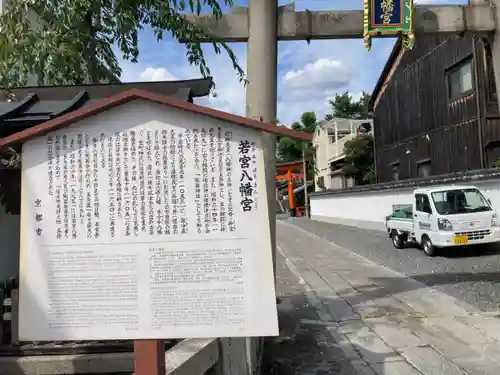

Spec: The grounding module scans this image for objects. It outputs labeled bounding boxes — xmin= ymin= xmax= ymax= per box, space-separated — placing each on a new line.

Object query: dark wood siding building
xmin=370 ymin=33 xmax=500 ymax=183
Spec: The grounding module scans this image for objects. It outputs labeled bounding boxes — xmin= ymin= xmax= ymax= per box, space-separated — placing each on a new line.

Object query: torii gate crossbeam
xmin=182 ymin=3 xmax=496 ymax=42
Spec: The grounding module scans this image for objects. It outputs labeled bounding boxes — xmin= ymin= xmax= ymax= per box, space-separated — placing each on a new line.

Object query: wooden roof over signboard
xmin=0 ymin=78 xmax=213 ymax=138
xmin=1 ymin=77 xmax=213 ymax=102
xmin=0 ymin=88 xmax=313 ymax=149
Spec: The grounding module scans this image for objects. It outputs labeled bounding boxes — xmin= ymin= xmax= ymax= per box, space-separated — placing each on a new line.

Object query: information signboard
xmin=18 ymin=101 xmax=279 ymax=341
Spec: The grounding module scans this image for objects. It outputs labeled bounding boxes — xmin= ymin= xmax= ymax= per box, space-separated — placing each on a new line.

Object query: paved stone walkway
xmin=262 ymin=250 xmax=360 ymax=375
xmin=269 ymin=219 xmax=500 ymax=375
xmin=287 ymin=216 xmax=500 ymax=312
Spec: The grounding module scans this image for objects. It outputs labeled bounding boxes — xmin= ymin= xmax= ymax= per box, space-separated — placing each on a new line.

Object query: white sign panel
xmin=19 ymin=102 xmax=278 ymax=341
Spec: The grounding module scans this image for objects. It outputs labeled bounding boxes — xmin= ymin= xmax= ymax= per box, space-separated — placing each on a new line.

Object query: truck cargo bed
xmin=386 ymin=217 xmax=414 ymax=232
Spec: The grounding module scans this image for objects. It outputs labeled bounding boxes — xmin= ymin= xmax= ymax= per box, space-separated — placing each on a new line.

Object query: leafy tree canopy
xmin=277 ymin=111 xmax=317 ymax=162
xmin=276 ymin=111 xmax=317 ymax=180
xmin=325 ymin=91 xmax=371 ymax=120
xmin=342 ymin=134 xmax=375 ymax=185
xmin=0 ymin=1 xmax=247 ymax=213
xmin=0 ymin=0 xmax=245 ymax=88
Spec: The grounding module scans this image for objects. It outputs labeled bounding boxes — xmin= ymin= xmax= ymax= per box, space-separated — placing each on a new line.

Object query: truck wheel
xmin=422 ymin=236 xmax=437 ymax=257
xmin=391 ymin=232 xmax=405 ymax=249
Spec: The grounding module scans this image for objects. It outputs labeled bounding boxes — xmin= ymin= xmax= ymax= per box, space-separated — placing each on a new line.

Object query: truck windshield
xmin=431 ymin=188 xmax=491 ymax=215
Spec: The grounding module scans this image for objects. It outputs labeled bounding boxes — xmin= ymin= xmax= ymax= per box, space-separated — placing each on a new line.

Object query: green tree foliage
xmin=325 ymin=91 xmax=371 ymax=120
xmin=0 ymin=0 xmax=245 ymax=87
xmin=342 ymin=134 xmax=375 ymax=185
xmin=0 ymin=0 xmax=246 ymax=166
xmin=277 ymin=111 xmax=317 ymax=178
xmin=323 ymin=91 xmax=375 ymax=185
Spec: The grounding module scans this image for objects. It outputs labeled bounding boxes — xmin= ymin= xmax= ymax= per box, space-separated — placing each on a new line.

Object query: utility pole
xmin=302 ymin=143 xmax=309 ymax=218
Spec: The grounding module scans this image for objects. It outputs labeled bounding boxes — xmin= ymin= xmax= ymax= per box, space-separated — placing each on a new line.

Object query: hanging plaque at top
xmin=364 ymin=0 xmax=415 ymax=50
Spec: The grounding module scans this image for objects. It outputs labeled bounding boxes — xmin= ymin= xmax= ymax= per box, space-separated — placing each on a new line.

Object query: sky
xmin=119 ymin=0 xmax=467 ymax=125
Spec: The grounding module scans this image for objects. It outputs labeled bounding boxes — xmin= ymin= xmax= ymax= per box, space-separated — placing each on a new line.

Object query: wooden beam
xmin=134 ymin=340 xmax=165 ymax=375
xmin=182 ymin=3 xmax=496 ymax=42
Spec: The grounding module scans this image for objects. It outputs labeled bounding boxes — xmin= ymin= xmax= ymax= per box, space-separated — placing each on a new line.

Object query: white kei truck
xmin=384 ymin=185 xmax=500 ymax=256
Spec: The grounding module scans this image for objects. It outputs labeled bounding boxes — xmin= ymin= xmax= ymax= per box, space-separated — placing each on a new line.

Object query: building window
xmin=417 ymin=161 xmax=431 ymax=178
xmin=338 ymin=130 xmax=351 ymax=139
xmin=391 ymin=163 xmax=400 ymax=181
xmin=448 ymin=59 xmax=473 ymax=99
xmin=327 ymin=129 xmax=335 ymax=143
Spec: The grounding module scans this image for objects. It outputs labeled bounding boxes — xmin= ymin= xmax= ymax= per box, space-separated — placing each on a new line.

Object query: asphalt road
xmin=284 ymin=218 xmax=500 ymax=312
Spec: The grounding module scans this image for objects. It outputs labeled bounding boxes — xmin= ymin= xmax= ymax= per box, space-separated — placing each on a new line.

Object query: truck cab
xmin=412 ymin=185 xmax=500 ymax=255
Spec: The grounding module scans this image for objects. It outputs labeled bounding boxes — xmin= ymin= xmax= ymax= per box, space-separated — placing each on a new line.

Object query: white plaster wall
xmin=0 ymin=203 xmax=20 ymax=282
xmin=475 ymin=179 xmax=500 ymax=212
xmin=330 ymin=175 xmax=341 ymax=189
xmin=310 ymin=187 xmax=414 ymax=226
xmin=314 ymin=129 xmax=330 ymax=191
xmin=310 ymin=177 xmax=500 ymax=230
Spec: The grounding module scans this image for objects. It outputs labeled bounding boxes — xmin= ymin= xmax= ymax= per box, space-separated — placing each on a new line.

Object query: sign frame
xmin=363 ymin=0 xmax=415 ymax=51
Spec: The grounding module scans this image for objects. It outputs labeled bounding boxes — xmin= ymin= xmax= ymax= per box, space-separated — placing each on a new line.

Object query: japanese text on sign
xmin=30 ymin=127 xmax=261 ymax=244
xmin=380 ymin=0 xmax=395 ymax=24
xmin=238 ymin=140 xmax=255 ymax=212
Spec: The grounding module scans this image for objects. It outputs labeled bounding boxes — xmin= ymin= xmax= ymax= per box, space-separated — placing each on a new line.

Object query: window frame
xmin=446 ymin=57 xmax=474 ymax=101
xmin=417 ymin=159 xmax=431 ymax=178
xmin=390 ymin=161 xmax=400 ymax=181
xmin=415 ymin=193 xmax=433 ymax=214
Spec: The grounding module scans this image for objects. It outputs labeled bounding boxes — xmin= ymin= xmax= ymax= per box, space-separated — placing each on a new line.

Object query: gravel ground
xmin=284 ymin=218 xmax=500 ymax=312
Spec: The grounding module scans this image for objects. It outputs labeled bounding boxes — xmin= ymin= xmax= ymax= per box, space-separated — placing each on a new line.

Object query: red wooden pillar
xmin=134 ymin=340 xmax=165 ymax=375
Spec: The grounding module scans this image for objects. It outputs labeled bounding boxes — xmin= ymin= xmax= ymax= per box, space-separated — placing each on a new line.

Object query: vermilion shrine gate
xmin=276 ymin=160 xmax=306 ymax=217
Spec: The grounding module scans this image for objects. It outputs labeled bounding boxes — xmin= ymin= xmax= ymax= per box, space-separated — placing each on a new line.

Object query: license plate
xmin=454 ymin=235 xmax=469 ymax=245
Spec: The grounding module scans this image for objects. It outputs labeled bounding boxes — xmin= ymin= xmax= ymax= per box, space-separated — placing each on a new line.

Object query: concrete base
xmin=0 ymin=338 xmax=221 ymax=375
xmin=0 ymin=352 xmax=135 ymax=375
xmin=310 ymin=214 xmax=386 ymax=232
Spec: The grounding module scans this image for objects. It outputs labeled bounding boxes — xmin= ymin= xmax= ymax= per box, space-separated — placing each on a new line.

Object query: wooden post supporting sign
xmin=134 ymin=340 xmax=165 ymax=375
